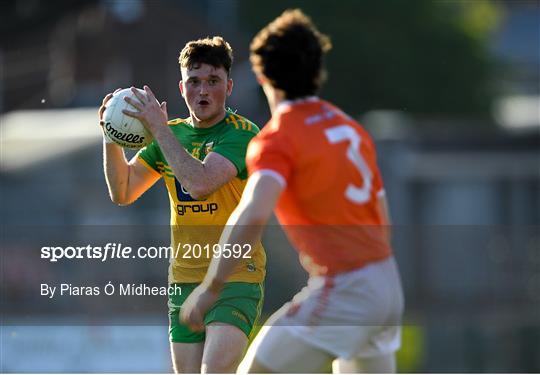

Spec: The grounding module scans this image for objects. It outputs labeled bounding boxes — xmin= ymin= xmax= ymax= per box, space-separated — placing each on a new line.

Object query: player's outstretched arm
xmin=209 ymin=172 xmax=284 ymax=282
xmin=180 ymin=172 xmax=284 ymax=331
xmin=122 ymin=85 xmax=237 ymax=200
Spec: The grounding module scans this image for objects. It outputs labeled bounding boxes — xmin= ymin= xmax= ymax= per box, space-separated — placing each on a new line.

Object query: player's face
xmin=180 ymin=63 xmax=233 ymax=127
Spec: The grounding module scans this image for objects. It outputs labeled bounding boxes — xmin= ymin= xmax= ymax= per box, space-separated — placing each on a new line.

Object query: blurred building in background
xmin=1 ymin=0 xmax=539 ymax=372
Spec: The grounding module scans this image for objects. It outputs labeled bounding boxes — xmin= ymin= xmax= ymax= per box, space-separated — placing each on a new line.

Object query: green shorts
xmin=168 ymin=282 xmax=264 ymax=343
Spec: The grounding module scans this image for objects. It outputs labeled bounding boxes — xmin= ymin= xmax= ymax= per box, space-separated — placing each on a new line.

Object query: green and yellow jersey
xmin=137 ymin=110 xmax=266 ymax=284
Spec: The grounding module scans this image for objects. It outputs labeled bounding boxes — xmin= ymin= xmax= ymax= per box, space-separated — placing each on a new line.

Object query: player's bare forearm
xmin=204 ymin=206 xmax=267 ymax=290
xmin=179 ymin=200 xmax=266 ymax=332
xmin=180 ymin=173 xmax=282 ymax=331
xmin=203 ymin=173 xmax=284 ymax=289
xmin=103 ymin=141 xmax=130 ymax=204
xmin=150 ymin=125 xmax=217 ymax=199
xmin=102 ymin=142 xmax=159 ymax=205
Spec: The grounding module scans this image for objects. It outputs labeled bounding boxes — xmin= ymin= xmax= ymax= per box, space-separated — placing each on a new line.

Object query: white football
xmin=102 ymin=88 xmax=153 ymax=149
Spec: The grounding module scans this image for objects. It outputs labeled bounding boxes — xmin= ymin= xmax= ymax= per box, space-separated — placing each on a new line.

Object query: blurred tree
xmin=238 ymin=0 xmax=501 ymax=116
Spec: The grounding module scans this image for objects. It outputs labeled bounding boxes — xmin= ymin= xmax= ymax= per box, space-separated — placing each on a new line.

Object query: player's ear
xmin=178 ymin=81 xmax=185 ymax=98
xmin=226 ymin=78 xmax=233 ymax=97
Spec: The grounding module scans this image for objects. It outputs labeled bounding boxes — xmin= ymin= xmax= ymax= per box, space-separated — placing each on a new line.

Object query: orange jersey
xmin=246 ymin=98 xmax=391 ymax=276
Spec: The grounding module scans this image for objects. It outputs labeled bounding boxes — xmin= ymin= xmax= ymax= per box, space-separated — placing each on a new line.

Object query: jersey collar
xmin=275 ymin=96 xmax=319 ymax=114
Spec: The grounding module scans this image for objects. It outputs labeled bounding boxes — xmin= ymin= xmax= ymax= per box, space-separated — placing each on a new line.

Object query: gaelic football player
xmin=99 ymin=37 xmax=265 ymax=373
xmin=181 ymin=10 xmax=404 ymax=373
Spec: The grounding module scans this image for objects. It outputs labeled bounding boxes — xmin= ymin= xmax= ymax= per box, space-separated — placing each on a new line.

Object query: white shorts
xmin=245 ymin=257 xmax=404 ymax=372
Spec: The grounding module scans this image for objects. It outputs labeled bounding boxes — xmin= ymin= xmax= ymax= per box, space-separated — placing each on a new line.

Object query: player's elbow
xmin=110 ymin=195 xmax=130 ymax=206
xmin=188 ymin=191 xmax=206 ymax=201
xmin=188 ymin=185 xmax=212 ymax=201
xmin=109 ymin=191 xmax=134 ymax=206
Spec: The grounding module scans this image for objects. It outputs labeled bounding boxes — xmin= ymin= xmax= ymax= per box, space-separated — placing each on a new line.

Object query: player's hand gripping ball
xmin=102 ymin=88 xmax=153 ymax=149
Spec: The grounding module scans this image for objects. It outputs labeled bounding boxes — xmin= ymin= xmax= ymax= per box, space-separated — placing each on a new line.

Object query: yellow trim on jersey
xmin=226 ymin=116 xmax=240 ymax=129
xmin=137 ymin=156 xmax=162 ymax=177
xmin=226 ymin=113 xmax=258 ymax=133
xmin=167 ymin=118 xmax=186 ymax=126
xmin=156 ymin=161 xmax=175 ymax=177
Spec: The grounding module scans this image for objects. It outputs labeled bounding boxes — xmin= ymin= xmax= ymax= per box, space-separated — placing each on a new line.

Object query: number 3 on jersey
xmin=325 ymin=125 xmax=372 ymax=204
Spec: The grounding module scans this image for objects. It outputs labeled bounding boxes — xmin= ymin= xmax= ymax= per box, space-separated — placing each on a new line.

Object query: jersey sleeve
xmin=246 ymin=128 xmax=295 ymax=184
xmin=136 ymin=140 xmax=162 ymax=174
xmin=212 ymin=128 xmax=259 ymax=178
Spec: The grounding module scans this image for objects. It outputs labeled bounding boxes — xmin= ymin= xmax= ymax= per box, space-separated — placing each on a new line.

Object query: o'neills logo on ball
xmin=104 ymin=122 xmax=145 ymax=144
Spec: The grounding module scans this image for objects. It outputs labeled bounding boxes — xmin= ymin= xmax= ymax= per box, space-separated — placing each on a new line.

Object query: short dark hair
xmin=179 ymin=36 xmax=234 ymax=76
xmin=250 ymin=9 xmax=332 ymax=99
